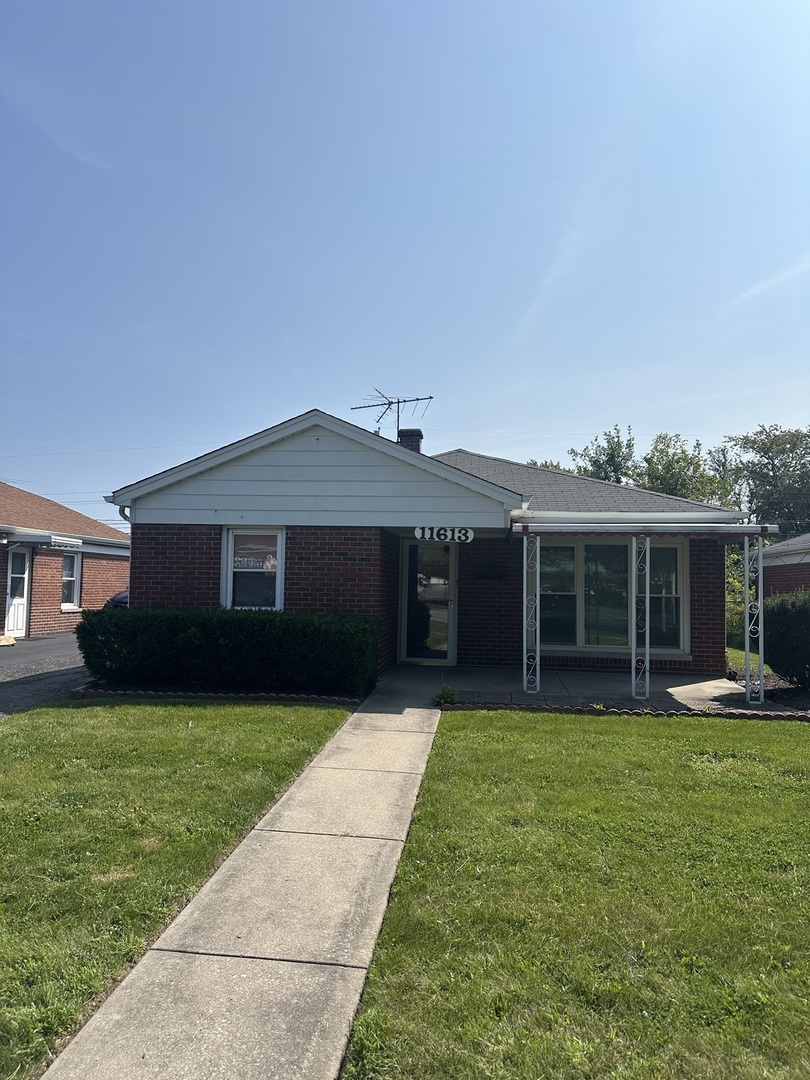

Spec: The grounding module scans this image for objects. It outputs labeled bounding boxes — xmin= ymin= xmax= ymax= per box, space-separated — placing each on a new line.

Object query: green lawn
xmin=344 ymin=711 xmax=810 ymax=1080
xmin=726 ymin=647 xmax=773 ymax=676
xmin=0 ymin=700 xmax=347 ymax=1080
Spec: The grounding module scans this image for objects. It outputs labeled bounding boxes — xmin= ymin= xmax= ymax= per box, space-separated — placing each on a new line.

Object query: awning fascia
xmin=513 ymin=523 xmax=778 ymax=537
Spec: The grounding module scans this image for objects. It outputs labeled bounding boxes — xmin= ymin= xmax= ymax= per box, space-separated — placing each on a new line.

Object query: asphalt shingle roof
xmin=433 ymin=450 xmax=728 ymax=515
xmin=762 ymin=532 xmax=810 ymax=556
xmin=0 ymin=482 xmax=129 ymax=543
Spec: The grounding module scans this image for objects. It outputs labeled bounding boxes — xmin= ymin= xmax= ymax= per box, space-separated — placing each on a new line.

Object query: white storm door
xmin=5 ymin=547 xmax=30 ymax=637
xmin=401 ymin=540 xmax=457 ymax=664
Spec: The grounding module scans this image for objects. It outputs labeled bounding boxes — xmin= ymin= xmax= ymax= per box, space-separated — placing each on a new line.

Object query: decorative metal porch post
xmin=523 ymin=533 xmax=539 ymax=692
xmin=631 ymin=535 xmax=650 ymax=699
xmin=743 ymin=535 xmax=765 ymax=705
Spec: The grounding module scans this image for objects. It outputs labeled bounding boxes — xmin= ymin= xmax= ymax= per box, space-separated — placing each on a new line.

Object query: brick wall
xmin=764 ymin=564 xmax=810 ymax=596
xmin=456 ymin=536 xmax=523 ymax=666
xmin=128 ymin=523 xmax=400 ymax=671
xmin=26 ymin=549 xmax=129 ymax=637
xmin=122 ymin=526 xmax=730 ymax=676
xmin=455 ymin=535 xmax=728 ymax=676
xmin=285 ymin=526 xmax=400 ymax=671
xmin=687 ymin=538 xmax=727 ymax=676
xmin=129 ymin=524 xmax=221 ymax=607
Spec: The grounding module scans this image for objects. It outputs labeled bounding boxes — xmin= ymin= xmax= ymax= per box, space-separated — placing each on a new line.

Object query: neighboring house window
xmin=224 ymin=530 xmax=284 ymax=609
xmin=61 ymin=553 xmax=81 ymax=609
xmin=539 ymin=541 xmax=685 ymax=651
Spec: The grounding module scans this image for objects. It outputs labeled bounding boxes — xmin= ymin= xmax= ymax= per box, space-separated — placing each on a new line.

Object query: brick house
xmin=763 ymin=533 xmax=810 ymax=596
xmin=1 ymin=482 xmax=130 ymax=638
xmin=108 ymin=409 xmax=773 ymax=692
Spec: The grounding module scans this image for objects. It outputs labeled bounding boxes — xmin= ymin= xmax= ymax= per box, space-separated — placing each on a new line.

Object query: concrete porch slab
xmin=40 ymin=950 xmax=366 ymax=1080
xmin=154 ymin=830 xmax=402 ymax=968
xmin=375 ymin=665 xmax=756 ymax=713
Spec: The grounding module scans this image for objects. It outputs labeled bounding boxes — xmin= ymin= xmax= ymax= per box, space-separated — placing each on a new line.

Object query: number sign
xmin=414 ymin=527 xmax=475 ymax=542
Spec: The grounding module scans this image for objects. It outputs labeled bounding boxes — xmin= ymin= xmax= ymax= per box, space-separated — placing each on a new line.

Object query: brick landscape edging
xmin=441 ymin=702 xmax=810 ymax=721
xmin=70 ymin=685 xmax=361 ymax=708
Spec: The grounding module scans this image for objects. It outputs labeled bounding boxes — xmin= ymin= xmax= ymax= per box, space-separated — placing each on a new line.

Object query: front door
xmin=5 ymin=547 xmax=30 ymax=637
xmin=401 ymin=540 xmax=457 ymax=664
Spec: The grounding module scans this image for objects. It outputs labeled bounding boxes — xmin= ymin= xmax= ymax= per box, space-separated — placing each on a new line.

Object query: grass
xmin=343 ymin=711 xmax=810 ymax=1079
xmin=726 ymin=647 xmax=772 ymax=676
xmin=0 ymin=700 xmax=347 ymax=1080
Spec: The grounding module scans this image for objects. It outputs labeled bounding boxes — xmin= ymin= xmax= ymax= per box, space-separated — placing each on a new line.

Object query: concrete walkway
xmin=42 ymin=680 xmax=440 ymax=1080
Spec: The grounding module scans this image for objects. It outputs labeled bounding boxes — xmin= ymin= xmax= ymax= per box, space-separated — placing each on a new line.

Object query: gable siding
xmin=130 ymin=428 xmax=513 ymax=529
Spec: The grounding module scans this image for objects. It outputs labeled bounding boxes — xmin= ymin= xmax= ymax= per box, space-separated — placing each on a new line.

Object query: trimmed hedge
xmin=76 ymin=607 xmax=380 ymax=697
xmin=764 ymin=590 xmax=810 ymax=690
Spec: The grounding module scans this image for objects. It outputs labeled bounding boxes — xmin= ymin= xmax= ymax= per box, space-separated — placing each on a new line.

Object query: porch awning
xmin=513 ymin=522 xmax=778 ymax=537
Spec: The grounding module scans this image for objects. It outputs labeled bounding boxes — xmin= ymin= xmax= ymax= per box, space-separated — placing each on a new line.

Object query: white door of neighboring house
xmin=5 ymin=547 xmax=30 ymax=637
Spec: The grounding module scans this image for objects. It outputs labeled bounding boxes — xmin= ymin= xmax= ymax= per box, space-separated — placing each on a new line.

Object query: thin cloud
xmin=505 ymin=228 xmax=586 ymax=350
xmin=0 ymin=64 xmax=118 ymax=171
xmin=724 ymin=252 xmax=810 ymax=310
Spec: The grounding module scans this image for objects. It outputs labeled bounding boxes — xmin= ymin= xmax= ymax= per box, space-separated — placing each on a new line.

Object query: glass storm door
xmin=402 ymin=541 xmax=456 ymax=664
xmin=5 ymin=547 xmax=30 ymax=637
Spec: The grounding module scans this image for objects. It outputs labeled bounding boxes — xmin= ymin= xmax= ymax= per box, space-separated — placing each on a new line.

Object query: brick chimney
xmin=397 ymin=428 xmax=423 ymax=453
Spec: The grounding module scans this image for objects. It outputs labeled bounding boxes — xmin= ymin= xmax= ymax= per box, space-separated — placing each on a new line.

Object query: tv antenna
xmin=351 ymin=390 xmax=433 ymax=431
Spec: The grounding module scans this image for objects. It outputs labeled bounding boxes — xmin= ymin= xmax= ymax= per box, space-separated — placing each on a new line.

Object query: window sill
xmin=540 ymin=646 xmax=691 ymax=659
xmin=61 ymin=604 xmax=81 ymax=612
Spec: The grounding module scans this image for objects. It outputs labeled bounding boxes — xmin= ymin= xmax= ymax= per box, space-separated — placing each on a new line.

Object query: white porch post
xmin=743 ymin=535 xmax=765 ymax=705
xmin=631 ymin=535 xmax=650 ymax=700
xmin=523 ymin=533 xmax=539 ymax=692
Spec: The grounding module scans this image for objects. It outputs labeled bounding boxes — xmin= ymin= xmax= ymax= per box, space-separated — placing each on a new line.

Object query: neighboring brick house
xmin=108 ymin=409 xmax=774 ymax=691
xmin=763 ymin=533 xmax=810 ymax=596
xmin=1 ymin=482 xmax=130 ymax=638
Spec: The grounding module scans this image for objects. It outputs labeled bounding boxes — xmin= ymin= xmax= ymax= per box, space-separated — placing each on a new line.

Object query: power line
xmin=2 ymin=441 xmax=213 ymax=460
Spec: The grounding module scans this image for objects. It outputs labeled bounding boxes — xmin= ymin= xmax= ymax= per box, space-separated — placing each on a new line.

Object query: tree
xmin=527 ymin=458 xmax=571 ymax=471
xmin=568 ymin=425 xmax=635 ymax=484
xmin=724 ymin=425 xmax=810 ymax=538
xmin=634 ymin=433 xmax=729 ymax=503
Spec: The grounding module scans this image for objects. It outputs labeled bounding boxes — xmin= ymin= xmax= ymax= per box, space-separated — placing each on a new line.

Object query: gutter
xmin=512 ymin=523 xmax=778 ymax=537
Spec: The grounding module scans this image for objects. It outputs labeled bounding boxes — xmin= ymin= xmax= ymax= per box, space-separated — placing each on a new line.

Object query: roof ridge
xmin=0 ymin=481 xmax=129 ymax=542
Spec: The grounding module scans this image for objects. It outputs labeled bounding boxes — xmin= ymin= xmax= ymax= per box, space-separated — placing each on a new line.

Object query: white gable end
xmin=129 ymin=424 xmax=516 ymax=528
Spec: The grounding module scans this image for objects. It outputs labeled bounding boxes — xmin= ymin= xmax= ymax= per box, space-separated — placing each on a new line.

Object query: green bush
xmin=76 ymin=607 xmax=379 ymax=697
xmin=763 ymin=591 xmax=810 ymax=689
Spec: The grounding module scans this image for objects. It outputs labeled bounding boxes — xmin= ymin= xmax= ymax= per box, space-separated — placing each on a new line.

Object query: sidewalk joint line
xmin=343 ymin=725 xmax=437 ymax=734
xmin=308 ymin=764 xmax=426 ymax=776
xmin=253 ymin=826 xmax=405 ymax=842
xmin=149 ymin=946 xmax=368 ymax=972
xmin=309 ymin=764 xmax=424 ymax=775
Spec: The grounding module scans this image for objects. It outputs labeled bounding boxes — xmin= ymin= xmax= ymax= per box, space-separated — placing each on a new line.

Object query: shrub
xmin=763 ymin=591 xmax=810 ymax=689
xmin=431 ymin=684 xmax=458 ymax=707
xmin=76 ymin=607 xmax=379 ymax=697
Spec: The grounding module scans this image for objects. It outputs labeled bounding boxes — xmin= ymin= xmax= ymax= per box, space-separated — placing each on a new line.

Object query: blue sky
xmin=2 ymin=0 xmax=808 ymax=529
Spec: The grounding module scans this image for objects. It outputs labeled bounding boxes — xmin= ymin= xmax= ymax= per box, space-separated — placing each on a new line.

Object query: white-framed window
xmin=538 ymin=540 xmax=687 ymax=652
xmin=61 ymin=553 xmax=82 ymax=609
xmin=223 ymin=529 xmax=285 ymax=610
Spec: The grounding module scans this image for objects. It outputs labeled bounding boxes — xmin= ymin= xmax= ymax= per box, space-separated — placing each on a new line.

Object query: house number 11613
xmin=414 ymin=526 xmax=475 ymax=542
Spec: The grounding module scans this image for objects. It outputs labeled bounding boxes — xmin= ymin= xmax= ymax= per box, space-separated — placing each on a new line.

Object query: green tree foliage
xmin=724 ymin=425 xmax=810 ymax=538
xmin=527 ymin=458 xmax=571 ymax=471
xmin=568 ymin=425 xmax=636 ymax=484
xmin=634 ymin=433 xmax=726 ymax=502
xmin=566 ymin=427 xmax=727 ymax=502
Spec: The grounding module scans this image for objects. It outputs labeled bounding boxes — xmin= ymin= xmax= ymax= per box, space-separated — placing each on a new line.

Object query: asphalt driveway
xmin=0 ymin=633 xmax=87 ymax=717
